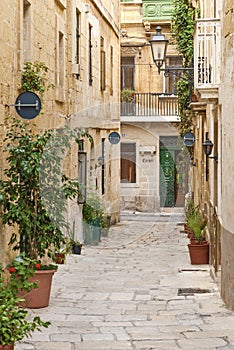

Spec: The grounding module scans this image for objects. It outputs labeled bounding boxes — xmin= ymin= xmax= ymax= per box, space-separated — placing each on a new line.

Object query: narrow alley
xmin=15 ymin=212 xmax=234 ymax=350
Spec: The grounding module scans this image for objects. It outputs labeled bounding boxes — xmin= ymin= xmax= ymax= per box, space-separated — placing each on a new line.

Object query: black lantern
xmin=149 ymin=26 xmax=194 ymax=98
xmin=202 ymin=139 xmax=214 ymax=156
xmin=149 ymin=26 xmax=168 ymax=73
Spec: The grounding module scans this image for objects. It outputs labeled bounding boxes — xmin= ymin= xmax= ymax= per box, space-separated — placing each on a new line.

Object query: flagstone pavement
xmin=15 ymin=211 xmax=234 ymax=350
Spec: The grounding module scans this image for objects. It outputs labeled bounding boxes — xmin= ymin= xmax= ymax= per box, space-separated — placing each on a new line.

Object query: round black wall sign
xmin=15 ymin=91 xmax=41 ymax=119
xmin=183 ymin=132 xmax=195 ymax=147
xmin=108 ymin=132 xmax=121 ymax=144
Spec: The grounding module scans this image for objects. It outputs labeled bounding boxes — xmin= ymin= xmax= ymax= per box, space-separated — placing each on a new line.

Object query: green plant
xmin=0 ymin=116 xmax=92 ymax=264
xmin=100 ymin=215 xmax=111 ymax=230
xmin=187 ymin=208 xmax=207 ymax=243
xmin=68 ymin=239 xmax=82 ymax=247
xmin=185 ymin=198 xmax=197 ymax=221
xmin=67 ymin=239 xmax=82 ymax=253
xmin=171 ymin=0 xmax=196 ymax=136
xmin=21 ymin=61 xmax=54 ymax=97
xmin=120 ymin=89 xmax=135 ymax=102
xmin=82 ymin=192 xmax=105 ymax=226
xmin=0 ymin=261 xmax=49 ymax=346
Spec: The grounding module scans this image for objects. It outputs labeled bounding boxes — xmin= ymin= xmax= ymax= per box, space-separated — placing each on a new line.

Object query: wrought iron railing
xmin=121 ymin=93 xmax=179 ymax=116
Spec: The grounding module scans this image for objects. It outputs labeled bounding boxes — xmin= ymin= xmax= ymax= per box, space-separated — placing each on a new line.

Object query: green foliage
xmin=67 ymin=239 xmax=82 ymax=254
xmin=0 ymin=261 xmax=49 ymax=346
xmin=82 ymin=192 xmax=106 ymax=228
xmin=187 ymin=207 xmax=207 ymax=243
xmin=21 ymin=61 xmax=54 ymax=96
xmin=120 ymin=89 xmax=135 ymax=102
xmin=185 ymin=198 xmax=197 ymax=221
xmin=171 ymin=0 xmax=196 ymax=136
xmin=0 ymin=116 xmax=92 ymax=262
xmin=171 ymin=0 xmax=195 ymax=66
xmin=6 ymin=257 xmax=37 ymax=295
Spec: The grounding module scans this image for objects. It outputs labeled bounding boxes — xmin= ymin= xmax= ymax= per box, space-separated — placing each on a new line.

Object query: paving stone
xmin=133 ymin=339 xmax=180 ymax=349
xmin=177 ymin=337 xmax=228 ymax=348
xmin=14 ymin=213 xmax=234 ymax=350
xmin=74 ymin=340 xmax=133 ymax=349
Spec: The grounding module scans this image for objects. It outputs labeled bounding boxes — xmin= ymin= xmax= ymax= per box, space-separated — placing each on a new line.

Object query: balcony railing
xmin=194 ymin=19 xmax=221 ymax=87
xmin=121 ymin=93 xmax=179 ymax=117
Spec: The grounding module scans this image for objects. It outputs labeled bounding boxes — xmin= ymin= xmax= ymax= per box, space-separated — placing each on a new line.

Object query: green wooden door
xmin=160 ymin=149 xmax=175 ymax=207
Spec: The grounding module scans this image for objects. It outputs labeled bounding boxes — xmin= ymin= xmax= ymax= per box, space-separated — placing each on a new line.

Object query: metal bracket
xmin=10 ymin=100 xmax=39 ymax=111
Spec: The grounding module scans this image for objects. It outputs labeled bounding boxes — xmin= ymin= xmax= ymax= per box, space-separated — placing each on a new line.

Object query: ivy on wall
xmin=171 ymin=0 xmax=196 ymax=136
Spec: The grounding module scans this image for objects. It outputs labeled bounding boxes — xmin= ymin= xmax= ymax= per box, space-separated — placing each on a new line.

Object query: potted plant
xmin=0 ymin=116 xmax=92 ymax=307
xmin=120 ymin=88 xmax=136 ymax=116
xmin=100 ymin=214 xmax=111 ymax=237
xmin=0 ymin=261 xmax=49 ymax=349
xmin=68 ymin=239 xmax=83 ymax=255
xmin=184 ymin=197 xmax=197 ymax=235
xmin=120 ymin=88 xmax=135 ymax=102
xmin=187 ymin=208 xmax=209 ymax=264
xmin=82 ymin=192 xmax=107 ymax=245
xmin=54 ymin=247 xmax=67 ymax=264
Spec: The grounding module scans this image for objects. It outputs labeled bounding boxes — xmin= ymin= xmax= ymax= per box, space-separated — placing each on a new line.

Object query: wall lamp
xmin=149 ymin=26 xmax=194 ymax=93
xmin=202 ymin=138 xmax=218 ymax=181
xmin=202 ymin=139 xmax=218 ymax=162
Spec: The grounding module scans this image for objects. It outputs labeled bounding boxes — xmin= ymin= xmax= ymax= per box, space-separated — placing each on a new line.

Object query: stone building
xmin=120 ymin=0 xmax=188 ymax=211
xmin=191 ymin=0 xmax=234 ymax=309
xmin=220 ymin=0 xmax=234 ymax=309
xmin=120 ymin=0 xmax=234 ymax=310
xmin=0 ymin=0 xmax=120 ymax=264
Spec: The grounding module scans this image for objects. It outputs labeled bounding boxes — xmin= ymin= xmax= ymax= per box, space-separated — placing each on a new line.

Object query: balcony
xmin=194 ymin=18 xmax=221 ymax=101
xmin=120 ymin=92 xmax=179 ymax=122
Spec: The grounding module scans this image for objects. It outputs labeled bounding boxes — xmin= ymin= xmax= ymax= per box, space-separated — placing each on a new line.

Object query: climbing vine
xmin=171 ymin=0 xmax=196 ymax=137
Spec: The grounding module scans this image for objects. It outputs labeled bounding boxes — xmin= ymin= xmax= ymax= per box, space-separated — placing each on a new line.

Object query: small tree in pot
xmin=0 ymin=116 xmax=92 ymax=306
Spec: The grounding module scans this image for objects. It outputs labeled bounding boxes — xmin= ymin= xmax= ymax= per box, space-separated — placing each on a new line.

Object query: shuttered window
xmin=121 ymin=143 xmax=136 ymax=183
xmin=165 ymin=56 xmax=183 ymax=94
xmin=121 ymin=56 xmax=135 ymax=90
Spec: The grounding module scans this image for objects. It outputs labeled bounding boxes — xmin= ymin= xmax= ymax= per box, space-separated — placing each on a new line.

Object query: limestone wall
xmin=0 ymin=0 xmax=120 ymax=265
xmin=220 ymin=0 xmax=234 ymax=308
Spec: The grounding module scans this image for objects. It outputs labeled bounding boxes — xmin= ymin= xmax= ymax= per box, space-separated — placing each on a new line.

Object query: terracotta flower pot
xmin=55 ymin=253 xmax=66 ymax=264
xmin=0 ymin=345 xmax=14 ymax=350
xmin=188 ymin=242 xmax=209 ymax=265
xmin=19 ymin=269 xmax=56 ymax=308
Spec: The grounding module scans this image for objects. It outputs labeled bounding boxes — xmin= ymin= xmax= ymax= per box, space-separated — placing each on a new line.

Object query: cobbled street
xmin=15 ymin=212 xmax=234 ymax=350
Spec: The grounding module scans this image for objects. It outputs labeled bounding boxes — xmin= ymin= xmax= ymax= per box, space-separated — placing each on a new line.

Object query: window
xmin=100 ymin=37 xmax=106 ymax=91
xmin=101 ymin=138 xmax=105 ymax=194
xmin=78 ymin=151 xmax=87 ymax=204
xmin=121 ymin=56 xmax=135 ymax=90
xmin=59 ymin=31 xmax=65 ymax=89
xmin=75 ymin=10 xmax=80 ymax=65
xmin=110 ymin=46 xmax=113 ymax=95
xmin=55 ymin=13 xmax=65 ymax=101
xmin=89 ymin=25 xmax=93 ymax=86
xmin=23 ymin=0 xmax=31 ymax=61
xmin=121 ymin=143 xmax=136 ymax=183
xmin=165 ymin=56 xmax=183 ymax=94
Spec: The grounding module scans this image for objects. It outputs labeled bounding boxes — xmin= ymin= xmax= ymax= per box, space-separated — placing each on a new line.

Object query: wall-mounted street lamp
xmin=149 ymin=26 xmax=194 ymax=96
xmin=202 ymin=138 xmax=218 ymax=181
xmin=202 ymin=139 xmax=218 ymax=162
